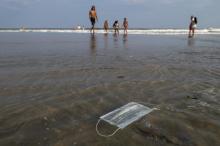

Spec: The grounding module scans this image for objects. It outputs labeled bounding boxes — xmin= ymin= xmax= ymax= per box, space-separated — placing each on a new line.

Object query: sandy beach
xmin=0 ymin=32 xmax=220 ymax=146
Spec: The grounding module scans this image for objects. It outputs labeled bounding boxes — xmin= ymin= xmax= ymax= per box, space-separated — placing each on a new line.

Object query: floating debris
xmin=96 ymin=102 xmax=155 ymax=137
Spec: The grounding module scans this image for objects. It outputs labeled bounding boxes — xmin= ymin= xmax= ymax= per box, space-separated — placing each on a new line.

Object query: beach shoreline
xmin=0 ymin=28 xmax=220 ymax=35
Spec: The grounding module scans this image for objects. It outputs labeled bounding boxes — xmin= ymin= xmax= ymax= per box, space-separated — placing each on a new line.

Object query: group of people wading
xmin=89 ymin=5 xmax=197 ymax=38
xmin=89 ymin=5 xmax=128 ymax=35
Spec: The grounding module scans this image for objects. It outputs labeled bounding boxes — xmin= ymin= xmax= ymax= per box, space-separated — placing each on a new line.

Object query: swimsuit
xmin=90 ymin=17 xmax=96 ymax=26
xmin=192 ymin=24 xmax=197 ymax=29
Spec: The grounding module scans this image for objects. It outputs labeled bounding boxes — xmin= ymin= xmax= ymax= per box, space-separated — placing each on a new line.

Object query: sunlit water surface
xmin=0 ymin=33 xmax=220 ymax=146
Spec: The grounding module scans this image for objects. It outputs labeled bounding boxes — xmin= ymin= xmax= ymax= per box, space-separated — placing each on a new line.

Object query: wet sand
xmin=0 ymin=32 xmax=220 ymax=146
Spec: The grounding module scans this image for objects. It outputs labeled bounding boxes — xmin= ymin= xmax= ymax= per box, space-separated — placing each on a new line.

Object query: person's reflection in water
xmin=90 ymin=33 xmax=97 ymax=55
xmin=187 ymin=37 xmax=195 ymax=47
xmin=123 ymin=34 xmax=128 ymax=49
xmin=104 ymin=33 xmax=108 ymax=49
xmin=113 ymin=33 xmax=119 ymax=48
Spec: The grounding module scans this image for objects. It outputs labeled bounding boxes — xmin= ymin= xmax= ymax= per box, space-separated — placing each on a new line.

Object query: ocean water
xmin=0 ymin=32 xmax=220 ymax=146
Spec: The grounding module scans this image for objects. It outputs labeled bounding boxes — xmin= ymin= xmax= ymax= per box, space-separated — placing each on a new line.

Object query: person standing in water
xmin=113 ymin=20 xmax=119 ymax=35
xmin=89 ymin=5 xmax=98 ymax=34
xmin=104 ymin=20 xmax=109 ymax=33
xmin=188 ymin=16 xmax=197 ymax=38
xmin=123 ymin=18 xmax=128 ymax=35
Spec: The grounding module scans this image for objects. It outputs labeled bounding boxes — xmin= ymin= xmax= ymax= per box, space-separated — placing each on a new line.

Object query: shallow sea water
xmin=0 ymin=32 xmax=220 ymax=146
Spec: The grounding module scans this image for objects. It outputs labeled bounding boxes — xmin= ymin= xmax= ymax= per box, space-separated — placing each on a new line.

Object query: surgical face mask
xmin=96 ymin=102 xmax=155 ymax=137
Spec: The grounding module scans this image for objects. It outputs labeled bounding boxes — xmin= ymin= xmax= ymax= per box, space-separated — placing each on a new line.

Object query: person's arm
xmin=94 ymin=11 xmax=98 ymax=21
xmin=89 ymin=11 xmax=91 ymax=18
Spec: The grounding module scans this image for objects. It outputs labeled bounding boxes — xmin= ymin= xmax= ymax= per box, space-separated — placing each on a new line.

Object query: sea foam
xmin=0 ymin=28 xmax=220 ymax=35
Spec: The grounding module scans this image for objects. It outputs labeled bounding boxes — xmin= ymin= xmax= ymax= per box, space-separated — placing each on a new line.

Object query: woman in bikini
xmin=188 ymin=16 xmax=197 ymax=38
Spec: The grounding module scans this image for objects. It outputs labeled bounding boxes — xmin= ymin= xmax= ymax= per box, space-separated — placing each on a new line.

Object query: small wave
xmin=1 ymin=28 xmax=220 ymax=35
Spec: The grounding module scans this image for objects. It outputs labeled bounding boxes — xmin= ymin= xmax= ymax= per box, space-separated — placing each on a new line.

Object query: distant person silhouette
xmin=113 ymin=20 xmax=119 ymax=35
xmin=123 ymin=18 xmax=128 ymax=35
xmin=89 ymin=5 xmax=98 ymax=34
xmin=188 ymin=16 xmax=197 ymax=38
xmin=104 ymin=20 xmax=109 ymax=33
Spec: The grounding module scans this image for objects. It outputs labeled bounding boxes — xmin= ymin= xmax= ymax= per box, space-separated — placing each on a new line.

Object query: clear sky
xmin=0 ymin=0 xmax=219 ymax=28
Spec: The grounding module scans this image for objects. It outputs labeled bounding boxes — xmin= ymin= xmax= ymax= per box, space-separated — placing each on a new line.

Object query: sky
xmin=0 ymin=0 xmax=219 ymax=28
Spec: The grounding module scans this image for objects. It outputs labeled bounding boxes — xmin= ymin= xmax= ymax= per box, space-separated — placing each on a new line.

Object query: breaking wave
xmin=1 ymin=28 xmax=220 ymax=35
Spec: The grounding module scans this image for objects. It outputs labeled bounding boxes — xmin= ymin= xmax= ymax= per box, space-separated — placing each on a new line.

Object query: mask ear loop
xmin=96 ymin=119 xmax=121 ymax=137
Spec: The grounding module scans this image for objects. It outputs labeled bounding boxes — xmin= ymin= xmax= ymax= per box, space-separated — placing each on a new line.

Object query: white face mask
xmin=96 ymin=102 xmax=157 ymax=137
xmin=100 ymin=102 xmax=154 ymax=129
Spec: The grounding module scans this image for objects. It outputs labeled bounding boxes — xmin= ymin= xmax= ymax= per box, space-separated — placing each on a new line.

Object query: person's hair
xmin=91 ymin=5 xmax=95 ymax=10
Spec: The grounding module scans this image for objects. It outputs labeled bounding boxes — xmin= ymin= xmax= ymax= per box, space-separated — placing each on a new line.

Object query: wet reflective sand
xmin=0 ymin=33 xmax=220 ymax=146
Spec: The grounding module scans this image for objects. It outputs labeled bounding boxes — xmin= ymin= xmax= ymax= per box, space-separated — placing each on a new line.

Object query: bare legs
xmin=114 ymin=29 xmax=119 ymax=35
xmin=188 ymin=28 xmax=195 ymax=38
xmin=124 ymin=28 xmax=127 ymax=35
xmin=91 ymin=24 xmax=95 ymax=34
